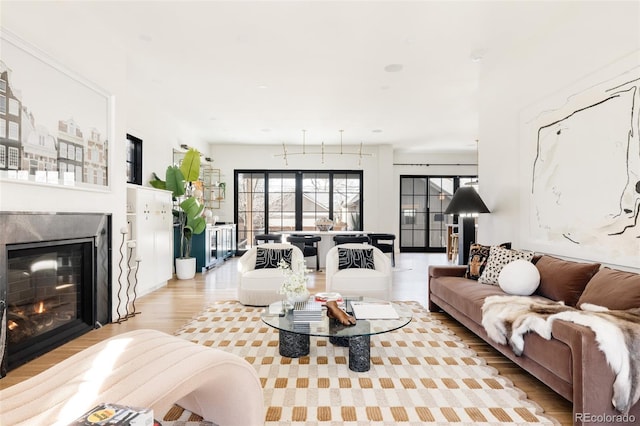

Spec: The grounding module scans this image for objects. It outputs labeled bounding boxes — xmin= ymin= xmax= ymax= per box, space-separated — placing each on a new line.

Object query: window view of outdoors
xmin=400 ymin=176 xmax=476 ymax=251
xmin=302 ymin=172 xmax=330 ymax=230
xmin=236 ymin=171 xmax=363 ymax=250
xmin=332 ymin=173 xmax=361 ymax=231
xmin=236 ymin=172 xmax=265 ymax=250
xmin=268 ymin=173 xmax=296 ymax=232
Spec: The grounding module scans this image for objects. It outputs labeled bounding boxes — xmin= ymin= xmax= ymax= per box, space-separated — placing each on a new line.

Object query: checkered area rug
xmin=161 ymin=301 xmax=558 ymax=425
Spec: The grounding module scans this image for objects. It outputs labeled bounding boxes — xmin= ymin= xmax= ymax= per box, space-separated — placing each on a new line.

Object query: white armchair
xmin=238 ymin=243 xmax=305 ymax=306
xmin=325 ymin=243 xmax=392 ymax=300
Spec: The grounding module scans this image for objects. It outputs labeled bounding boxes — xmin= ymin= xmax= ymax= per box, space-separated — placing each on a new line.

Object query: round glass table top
xmin=261 ymin=297 xmax=413 ymax=339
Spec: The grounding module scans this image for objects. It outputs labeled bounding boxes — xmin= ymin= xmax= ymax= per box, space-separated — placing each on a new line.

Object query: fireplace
xmin=0 ymin=212 xmax=111 ymax=377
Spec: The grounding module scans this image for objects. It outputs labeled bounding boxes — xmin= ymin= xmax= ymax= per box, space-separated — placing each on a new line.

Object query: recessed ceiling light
xmin=384 ymin=64 xmax=403 ymax=73
xmin=257 ymin=84 xmax=268 ymax=89
xmin=470 ymin=49 xmax=486 ymax=62
xmin=372 ymin=129 xmax=383 ymax=133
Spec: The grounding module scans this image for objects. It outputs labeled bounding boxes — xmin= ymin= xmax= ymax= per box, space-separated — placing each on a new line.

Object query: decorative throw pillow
xmin=478 ymin=246 xmax=534 ymax=285
xmin=577 ymin=267 xmax=640 ymax=310
xmin=338 ymin=248 xmax=375 ymax=270
xmin=465 ymin=242 xmax=512 ymax=280
xmin=534 ymin=255 xmax=600 ymax=306
xmin=498 ymin=259 xmax=540 ymax=295
xmin=254 ymin=247 xmax=292 ymax=269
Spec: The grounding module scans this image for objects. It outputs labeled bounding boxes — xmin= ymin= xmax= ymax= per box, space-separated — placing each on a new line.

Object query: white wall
xmin=209 ymin=143 xmax=393 ymax=230
xmin=127 ymin=90 xmax=208 ymax=187
xmin=1 ymin=2 xmax=128 ymax=319
xmin=0 ymin=2 xmax=208 ymax=317
xmin=478 ymin=2 xmax=640 ymax=270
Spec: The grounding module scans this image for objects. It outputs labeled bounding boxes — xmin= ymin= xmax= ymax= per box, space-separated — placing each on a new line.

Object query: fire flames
xmin=35 ymin=301 xmax=45 ymax=314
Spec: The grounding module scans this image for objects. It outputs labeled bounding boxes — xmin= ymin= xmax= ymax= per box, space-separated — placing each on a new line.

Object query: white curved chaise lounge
xmin=0 ymin=329 xmax=264 ymax=426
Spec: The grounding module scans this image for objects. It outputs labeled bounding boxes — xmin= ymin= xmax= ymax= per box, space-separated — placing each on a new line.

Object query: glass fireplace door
xmin=6 ymin=238 xmax=94 ymax=369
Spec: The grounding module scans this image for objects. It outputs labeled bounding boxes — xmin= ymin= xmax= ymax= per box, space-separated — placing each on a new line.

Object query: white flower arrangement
xmin=277 ymin=259 xmax=309 ymax=298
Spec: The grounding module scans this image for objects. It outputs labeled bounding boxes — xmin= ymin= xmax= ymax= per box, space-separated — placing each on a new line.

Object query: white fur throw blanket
xmin=481 ymin=295 xmax=640 ymax=413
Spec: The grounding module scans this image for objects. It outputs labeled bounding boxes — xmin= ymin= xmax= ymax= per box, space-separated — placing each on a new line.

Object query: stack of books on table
xmin=292 ymin=300 xmax=323 ymax=322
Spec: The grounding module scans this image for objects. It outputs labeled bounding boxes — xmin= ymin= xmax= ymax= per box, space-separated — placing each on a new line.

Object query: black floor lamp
xmin=444 ymin=186 xmax=490 ymax=265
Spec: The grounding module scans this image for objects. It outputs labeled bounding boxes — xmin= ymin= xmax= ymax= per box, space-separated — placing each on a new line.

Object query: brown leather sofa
xmin=428 ymin=258 xmax=640 ymax=426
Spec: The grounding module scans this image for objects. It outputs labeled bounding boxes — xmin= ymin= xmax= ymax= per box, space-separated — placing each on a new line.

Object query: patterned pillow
xmin=478 ymin=246 xmax=534 ymax=285
xmin=255 ymin=247 xmax=292 ymax=269
xmin=465 ymin=242 xmax=512 ymax=280
xmin=338 ymin=248 xmax=375 ymax=270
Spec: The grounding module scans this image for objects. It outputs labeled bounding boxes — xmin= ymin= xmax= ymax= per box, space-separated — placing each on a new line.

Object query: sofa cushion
xmin=430 ymin=276 xmax=507 ymax=323
xmin=430 ymin=277 xmax=574 ymax=384
xmin=255 ymin=247 xmax=292 ymax=269
xmin=338 ymin=247 xmax=375 ymax=270
xmin=534 ymin=255 xmax=600 ymax=306
xmin=577 ymin=267 xmax=640 ymax=310
xmin=478 ymin=246 xmax=534 ymax=285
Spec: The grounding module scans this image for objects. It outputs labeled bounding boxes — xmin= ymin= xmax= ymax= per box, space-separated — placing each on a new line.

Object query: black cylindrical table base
xmin=279 ymin=330 xmax=310 ymax=358
xmin=348 ymin=335 xmax=371 ymax=372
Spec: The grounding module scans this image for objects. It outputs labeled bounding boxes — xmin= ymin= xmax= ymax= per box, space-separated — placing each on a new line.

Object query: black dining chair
xmin=368 ymin=233 xmax=396 ymax=266
xmin=333 ymin=234 xmax=370 ymax=246
xmin=254 ymin=233 xmax=282 ymax=245
xmin=287 ymin=234 xmax=322 ymax=270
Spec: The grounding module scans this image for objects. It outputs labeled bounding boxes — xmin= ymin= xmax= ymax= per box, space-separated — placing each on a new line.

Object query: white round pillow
xmin=498 ymin=259 xmax=540 ymax=296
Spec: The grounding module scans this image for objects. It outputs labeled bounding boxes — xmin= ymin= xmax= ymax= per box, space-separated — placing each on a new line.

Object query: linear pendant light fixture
xmin=275 ymin=130 xmax=373 ymax=166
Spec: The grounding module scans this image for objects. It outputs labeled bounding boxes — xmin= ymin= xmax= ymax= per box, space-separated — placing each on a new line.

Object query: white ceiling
xmin=79 ymin=1 xmax=578 ymax=153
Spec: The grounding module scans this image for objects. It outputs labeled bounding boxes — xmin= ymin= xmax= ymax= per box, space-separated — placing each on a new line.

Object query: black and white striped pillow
xmin=338 ymin=248 xmax=375 ymax=270
xmin=255 ymin=247 xmax=293 ymax=269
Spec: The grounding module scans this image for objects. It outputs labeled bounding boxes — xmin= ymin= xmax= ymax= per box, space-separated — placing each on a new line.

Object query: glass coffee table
xmin=261 ymin=297 xmax=412 ymax=372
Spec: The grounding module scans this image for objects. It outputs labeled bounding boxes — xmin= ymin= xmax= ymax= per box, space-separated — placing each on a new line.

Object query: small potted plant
xmin=150 ymin=148 xmax=206 ymax=279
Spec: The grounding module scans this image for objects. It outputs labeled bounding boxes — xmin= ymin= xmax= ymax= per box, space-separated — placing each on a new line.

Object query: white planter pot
xmin=288 ymin=291 xmax=310 ymax=304
xmin=175 ymin=257 xmax=196 ymax=280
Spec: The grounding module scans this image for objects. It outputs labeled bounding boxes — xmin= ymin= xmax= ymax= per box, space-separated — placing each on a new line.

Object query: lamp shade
xmin=444 ymin=186 xmax=490 ymax=215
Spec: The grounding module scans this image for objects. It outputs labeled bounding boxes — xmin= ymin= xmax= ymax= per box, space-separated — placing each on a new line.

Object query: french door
xmin=235 ymin=170 xmax=363 ymax=250
xmin=399 ymin=175 xmax=475 ymax=252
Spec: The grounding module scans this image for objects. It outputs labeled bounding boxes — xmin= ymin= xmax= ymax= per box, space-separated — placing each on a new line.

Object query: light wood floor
xmin=0 ymin=253 xmax=573 ymax=425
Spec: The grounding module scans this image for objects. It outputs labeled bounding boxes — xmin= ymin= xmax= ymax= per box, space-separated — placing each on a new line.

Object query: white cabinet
xmin=127 ymin=185 xmax=173 ymax=296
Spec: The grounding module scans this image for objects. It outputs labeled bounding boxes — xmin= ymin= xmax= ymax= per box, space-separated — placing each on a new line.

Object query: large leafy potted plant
xmin=150 ymin=148 xmax=206 ymax=279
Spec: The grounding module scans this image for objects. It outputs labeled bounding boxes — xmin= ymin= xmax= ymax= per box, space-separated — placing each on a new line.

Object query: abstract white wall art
xmin=521 ymin=56 xmax=640 ymax=268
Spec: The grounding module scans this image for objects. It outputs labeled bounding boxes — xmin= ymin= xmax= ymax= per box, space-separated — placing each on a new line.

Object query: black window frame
xmin=399 ymin=174 xmax=476 ymax=253
xmin=234 ymin=169 xmax=364 ymax=250
xmin=126 ymin=134 xmax=143 ymax=185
